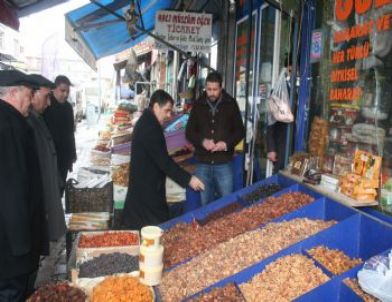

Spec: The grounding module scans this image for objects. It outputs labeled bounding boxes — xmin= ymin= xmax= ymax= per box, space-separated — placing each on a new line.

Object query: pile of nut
xmin=240 ymin=254 xmax=330 ymax=302
xmin=307 ymin=246 xmax=362 ymax=275
xmin=343 ymin=278 xmax=379 ymax=302
xmin=92 ymin=276 xmax=153 ymax=302
xmin=189 ymin=283 xmax=245 ymax=302
xmin=163 ymin=192 xmax=315 ymax=268
xmin=159 ymin=218 xmax=335 ymax=301
xmin=79 ymin=232 xmax=139 ymax=248
xmin=197 ymin=202 xmax=243 ymax=226
xmin=27 ymin=282 xmax=86 ymax=302
xmin=78 ymin=253 xmax=139 ymax=278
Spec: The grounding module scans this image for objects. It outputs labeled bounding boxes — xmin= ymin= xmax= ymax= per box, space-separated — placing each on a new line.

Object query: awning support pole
xmin=89 ymin=0 xmax=217 ymax=73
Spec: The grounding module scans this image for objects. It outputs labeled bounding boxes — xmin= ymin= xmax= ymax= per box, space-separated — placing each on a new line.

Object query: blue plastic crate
xmin=358 ymin=207 xmax=392 ymax=226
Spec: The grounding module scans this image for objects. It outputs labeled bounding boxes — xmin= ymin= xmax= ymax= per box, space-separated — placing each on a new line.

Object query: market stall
xmin=36 ymin=173 xmax=390 ymax=301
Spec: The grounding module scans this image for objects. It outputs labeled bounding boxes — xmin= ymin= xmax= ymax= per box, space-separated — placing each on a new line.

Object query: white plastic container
xmin=141 ymin=226 xmax=163 ymax=248
xmin=139 ymin=244 xmax=164 ymax=267
xmin=139 ymin=263 xmax=164 ymax=286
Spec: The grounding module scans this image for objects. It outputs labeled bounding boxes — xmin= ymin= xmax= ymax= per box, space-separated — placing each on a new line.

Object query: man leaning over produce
xmin=122 ymin=89 xmax=205 ymax=229
xmin=0 ymin=70 xmax=49 ymax=302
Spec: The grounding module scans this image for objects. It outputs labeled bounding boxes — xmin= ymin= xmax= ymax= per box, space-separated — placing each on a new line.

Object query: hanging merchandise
xmin=267 ymin=68 xmax=294 ymax=125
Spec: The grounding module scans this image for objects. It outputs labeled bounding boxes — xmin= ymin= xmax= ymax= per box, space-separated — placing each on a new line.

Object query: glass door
xmin=249 ymin=3 xmax=296 ymax=182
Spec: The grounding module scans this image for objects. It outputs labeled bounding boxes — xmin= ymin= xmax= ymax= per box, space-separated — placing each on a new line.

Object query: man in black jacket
xmin=122 ymin=90 xmax=204 ymax=229
xmin=0 ymin=70 xmax=48 ymax=302
xmin=43 ymin=75 xmax=76 ymax=195
xmin=186 ymin=72 xmax=245 ymax=205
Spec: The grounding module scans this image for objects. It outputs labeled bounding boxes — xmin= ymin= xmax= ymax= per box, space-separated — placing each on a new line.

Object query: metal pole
xmin=89 ymin=0 xmax=217 ymax=73
xmin=243 ymin=0 xmax=253 ymax=186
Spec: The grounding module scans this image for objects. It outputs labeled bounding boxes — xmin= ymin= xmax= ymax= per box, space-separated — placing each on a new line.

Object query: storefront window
xmin=308 ymin=0 xmax=392 ymax=211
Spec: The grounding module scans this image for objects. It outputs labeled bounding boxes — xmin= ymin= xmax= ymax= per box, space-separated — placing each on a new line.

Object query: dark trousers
xmin=0 ymin=274 xmax=29 ymax=302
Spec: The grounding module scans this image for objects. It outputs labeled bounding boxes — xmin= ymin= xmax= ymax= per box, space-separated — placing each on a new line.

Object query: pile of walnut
xmin=162 ymin=192 xmax=315 ymax=268
xmin=159 ymin=218 xmax=335 ymax=302
xmin=307 ymin=245 xmax=362 ymax=275
xmin=240 ymin=254 xmax=330 ymax=302
xmin=189 ymin=283 xmax=245 ymax=302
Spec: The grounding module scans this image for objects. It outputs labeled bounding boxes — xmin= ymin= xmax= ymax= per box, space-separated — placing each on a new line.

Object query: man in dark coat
xmin=43 ymin=75 xmax=76 ymax=195
xmin=186 ymin=72 xmax=245 ymax=205
xmin=122 ymin=90 xmax=204 ymax=229
xmin=27 ymin=74 xmax=66 ymax=241
xmin=0 ymin=70 xmax=49 ymax=302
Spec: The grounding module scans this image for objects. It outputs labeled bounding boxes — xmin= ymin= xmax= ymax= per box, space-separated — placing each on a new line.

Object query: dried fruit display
xmin=159 ymin=218 xmax=336 ymax=301
xmin=241 ymin=183 xmax=282 ymax=204
xmin=307 ymin=246 xmax=362 ymax=275
xmin=163 ymin=192 xmax=315 ymax=268
xmin=79 ymin=232 xmax=139 ymax=248
xmin=239 ymin=254 xmax=330 ymax=302
xmin=78 ymin=253 xmax=139 ymax=278
xmin=189 ymin=283 xmax=245 ymax=302
xmin=343 ymin=278 xmax=379 ymax=302
xmin=92 ymin=276 xmax=153 ymax=302
xmin=27 ymin=282 xmax=86 ymax=302
xmin=197 ymin=202 xmax=244 ymax=226
xmin=112 ymin=163 xmax=130 ymax=187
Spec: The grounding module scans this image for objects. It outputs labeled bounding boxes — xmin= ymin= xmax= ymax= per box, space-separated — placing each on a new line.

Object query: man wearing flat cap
xmin=27 ymin=75 xmax=66 ymax=242
xmin=43 ymin=75 xmax=76 ymax=195
xmin=0 ymin=70 xmax=49 ymax=301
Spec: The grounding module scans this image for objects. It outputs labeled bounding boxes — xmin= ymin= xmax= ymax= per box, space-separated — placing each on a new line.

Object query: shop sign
xmin=329 ymin=0 xmax=391 ymax=103
xmin=65 ymin=18 xmax=97 ymax=71
xmin=310 ymin=30 xmax=322 ymax=63
xmin=155 ymin=10 xmax=212 ymax=53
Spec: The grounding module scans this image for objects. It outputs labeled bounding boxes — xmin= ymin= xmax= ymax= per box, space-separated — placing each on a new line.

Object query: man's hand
xmin=202 ymin=139 xmax=216 ymax=151
xmin=189 ymin=176 xmax=205 ymax=191
xmin=267 ymin=151 xmax=277 ymax=162
xmin=211 ymin=141 xmax=227 ymax=152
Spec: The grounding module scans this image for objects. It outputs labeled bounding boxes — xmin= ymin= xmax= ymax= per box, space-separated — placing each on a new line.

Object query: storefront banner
xmin=154 ymin=10 xmax=212 ymax=53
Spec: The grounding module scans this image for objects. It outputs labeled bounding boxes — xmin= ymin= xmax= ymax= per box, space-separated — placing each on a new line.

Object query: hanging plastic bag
xmin=267 ymin=68 xmax=294 ymax=125
xmin=357 ymin=250 xmax=392 ymax=302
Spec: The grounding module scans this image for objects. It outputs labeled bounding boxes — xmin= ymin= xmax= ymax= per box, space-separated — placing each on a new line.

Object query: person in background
xmin=186 ymin=71 xmax=245 ymax=205
xmin=0 ymin=70 xmax=48 ymax=302
xmin=122 ymin=90 xmax=204 ymax=229
xmin=266 ymin=53 xmax=295 ymax=173
xmin=27 ymin=74 xmax=66 ymax=241
xmin=43 ymin=75 xmax=76 ymax=195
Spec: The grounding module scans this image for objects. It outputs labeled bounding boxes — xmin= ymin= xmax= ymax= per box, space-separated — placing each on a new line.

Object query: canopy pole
xmin=89 ymin=0 xmax=217 ymax=73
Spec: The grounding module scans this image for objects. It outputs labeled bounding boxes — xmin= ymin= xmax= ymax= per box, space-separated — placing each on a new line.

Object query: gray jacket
xmin=27 ymin=109 xmax=66 ymax=241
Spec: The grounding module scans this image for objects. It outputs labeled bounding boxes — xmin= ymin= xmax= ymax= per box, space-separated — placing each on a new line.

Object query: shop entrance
xmin=234 ymin=3 xmax=297 ymax=184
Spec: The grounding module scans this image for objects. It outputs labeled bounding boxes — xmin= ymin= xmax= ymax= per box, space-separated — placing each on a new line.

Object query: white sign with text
xmin=155 ymin=10 xmax=212 ymax=53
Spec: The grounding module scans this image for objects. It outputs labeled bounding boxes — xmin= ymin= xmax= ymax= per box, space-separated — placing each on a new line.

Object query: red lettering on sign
xmin=336 ymin=0 xmax=353 ymax=21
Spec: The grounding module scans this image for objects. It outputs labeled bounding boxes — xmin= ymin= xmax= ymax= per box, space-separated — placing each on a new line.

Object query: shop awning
xmin=65 ymin=0 xmax=175 ymax=70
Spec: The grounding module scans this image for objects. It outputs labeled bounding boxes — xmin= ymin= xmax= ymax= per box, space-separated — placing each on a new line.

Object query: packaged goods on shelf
xmin=309 ymin=116 xmax=328 ymax=159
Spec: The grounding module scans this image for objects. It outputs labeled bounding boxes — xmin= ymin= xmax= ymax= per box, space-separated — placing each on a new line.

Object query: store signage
xmin=335 ymin=0 xmax=391 ymax=21
xmin=330 ymin=0 xmax=391 ymax=103
xmin=155 ymin=10 xmax=212 ymax=53
xmin=65 ymin=18 xmax=97 ymax=71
